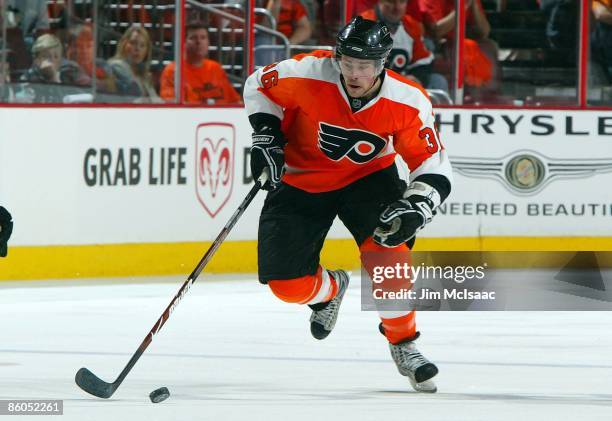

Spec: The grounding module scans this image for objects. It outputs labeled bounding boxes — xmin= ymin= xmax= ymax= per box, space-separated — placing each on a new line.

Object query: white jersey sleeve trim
xmin=409 ymin=149 xmax=454 ymax=184
xmin=243 ymin=71 xmax=284 ymax=119
xmin=243 ymin=55 xmax=338 ymax=119
xmin=275 ymin=54 xmax=337 ymax=81
xmin=382 ymin=75 xmax=453 ymax=185
xmin=382 ymin=74 xmax=432 ymax=127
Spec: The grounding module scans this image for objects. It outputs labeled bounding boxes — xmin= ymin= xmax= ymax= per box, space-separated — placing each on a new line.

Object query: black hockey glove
xmin=373 ymin=182 xmax=439 ymax=248
xmin=250 ymin=126 xmax=286 ymax=190
xmin=0 ymin=206 xmax=13 ymax=258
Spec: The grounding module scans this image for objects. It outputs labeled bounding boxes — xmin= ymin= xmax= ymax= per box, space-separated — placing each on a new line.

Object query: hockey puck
xmin=149 ymin=387 xmax=170 ymax=403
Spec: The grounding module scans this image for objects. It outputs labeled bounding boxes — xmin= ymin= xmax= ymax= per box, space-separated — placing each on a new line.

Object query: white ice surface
xmin=1 ymin=275 xmax=611 ymax=421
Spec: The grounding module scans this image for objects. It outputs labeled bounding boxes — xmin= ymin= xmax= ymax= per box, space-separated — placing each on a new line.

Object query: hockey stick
xmin=75 ymin=171 xmax=268 ymax=399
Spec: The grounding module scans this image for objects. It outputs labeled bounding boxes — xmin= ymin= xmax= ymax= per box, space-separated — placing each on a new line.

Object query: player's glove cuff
xmin=251 ymin=126 xmax=286 ymax=190
xmin=403 ymin=181 xmax=441 ymax=209
xmin=373 ymin=181 xmax=439 ymax=248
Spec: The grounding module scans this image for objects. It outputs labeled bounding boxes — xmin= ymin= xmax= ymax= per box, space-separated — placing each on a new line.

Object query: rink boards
xmin=0 ymin=107 xmax=611 ymax=280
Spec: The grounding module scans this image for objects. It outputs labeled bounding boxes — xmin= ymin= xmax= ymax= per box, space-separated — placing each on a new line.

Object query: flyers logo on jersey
xmin=318 ymin=122 xmax=387 ymax=164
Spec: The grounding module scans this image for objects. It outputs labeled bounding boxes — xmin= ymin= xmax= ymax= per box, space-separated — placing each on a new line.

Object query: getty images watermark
xmin=363 ymin=262 xmax=496 ymax=310
xmin=370 ymin=262 xmax=494 ymax=301
xmin=361 ymin=251 xmax=612 ymax=311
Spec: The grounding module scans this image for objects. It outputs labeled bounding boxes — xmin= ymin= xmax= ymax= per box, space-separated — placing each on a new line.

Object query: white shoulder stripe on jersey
xmin=274 ymin=54 xmax=338 ymax=83
xmin=381 ymin=73 xmax=433 ymax=128
xmin=243 ymin=71 xmax=284 ymax=119
xmin=243 ymin=54 xmax=338 ymax=119
xmin=380 ymin=76 xmax=451 ymax=185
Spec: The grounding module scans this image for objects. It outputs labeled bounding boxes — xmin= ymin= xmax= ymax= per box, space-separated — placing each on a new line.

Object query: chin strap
xmin=362 ymin=76 xmax=380 ymax=97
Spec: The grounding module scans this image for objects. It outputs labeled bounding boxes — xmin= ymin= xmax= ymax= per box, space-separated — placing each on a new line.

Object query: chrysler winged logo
xmin=195 ymin=123 xmax=235 ymax=217
xmin=318 ymin=122 xmax=387 ymax=164
xmin=451 ymin=150 xmax=612 ymax=195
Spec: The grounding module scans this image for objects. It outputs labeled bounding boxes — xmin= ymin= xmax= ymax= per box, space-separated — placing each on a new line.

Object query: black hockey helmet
xmin=335 ymin=16 xmax=393 ymax=61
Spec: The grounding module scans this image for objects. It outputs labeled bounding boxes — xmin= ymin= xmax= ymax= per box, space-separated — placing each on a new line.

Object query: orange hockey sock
xmin=380 ymin=311 xmax=417 ymax=344
xmin=268 ymin=266 xmax=338 ymax=305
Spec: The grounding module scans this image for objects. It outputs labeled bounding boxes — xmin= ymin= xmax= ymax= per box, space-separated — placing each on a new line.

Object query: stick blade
xmin=75 ymin=367 xmax=116 ymax=399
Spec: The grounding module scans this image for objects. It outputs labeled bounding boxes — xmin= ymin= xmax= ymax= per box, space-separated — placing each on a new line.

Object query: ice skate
xmin=308 ymin=270 xmax=350 ymax=340
xmin=389 ymin=338 xmax=438 ymax=393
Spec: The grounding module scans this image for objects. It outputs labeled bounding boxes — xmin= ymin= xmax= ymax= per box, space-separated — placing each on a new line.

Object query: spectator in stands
xmin=540 ymin=0 xmax=577 ymax=52
xmin=0 ymin=61 xmax=9 ymax=84
xmin=354 ymin=0 xmax=432 ymax=31
xmin=322 ymin=0 xmax=431 ymax=47
xmin=420 ymin=0 xmax=499 ymax=96
xmin=7 ymin=0 xmax=50 ymax=46
xmin=318 ymin=0 xmax=341 ymax=45
xmin=266 ymin=0 xmax=312 ymax=43
xmin=18 ymin=33 xmax=114 ymax=103
xmin=21 ymin=33 xmax=93 ymax=86
xmin=19 ymin=34 xmax=66 ymax=101
xmin=255 ymin=0 xmax=312 ymax=65
xmin=107 ymin=26 xmax=161 ymax=103
xmin=298 ymin=0 xmax=317 ymax=22
xmin=160 ymin=21 xmax=241 ymax=105
xmin=65 ymin=24 xmax=116 ymax=94
xmin=21 ymin=34 xmax=64 ymax=84
xmin=0 ymin=61 xmax=15 ymax=102
xmin=421 ymin=0 xmax=487 ymax=41
xmin=0 ymin=2 xmax=33 ymax=76
xmin=361 ymin=0 xmax=448 ymax=92
xmin=592 ymin=0 xmax=612 ymax=82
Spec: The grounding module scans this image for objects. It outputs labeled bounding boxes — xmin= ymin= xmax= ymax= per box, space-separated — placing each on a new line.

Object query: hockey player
xmin=244 ymin=16 xmax=452 ymax=392
xmin=0 ymin=206 xmax=13 ymax=257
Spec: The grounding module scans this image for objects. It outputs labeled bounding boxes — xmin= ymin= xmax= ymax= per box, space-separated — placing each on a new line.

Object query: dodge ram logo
xmin=195 ymin=123 xmax=235 ymax=217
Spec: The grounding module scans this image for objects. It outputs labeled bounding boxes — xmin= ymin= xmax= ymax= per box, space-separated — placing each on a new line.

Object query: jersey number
xmin=419 ymin=127 xmax=440 ymax=154
xmin=261 ymin=63 xmax=279 ymax=89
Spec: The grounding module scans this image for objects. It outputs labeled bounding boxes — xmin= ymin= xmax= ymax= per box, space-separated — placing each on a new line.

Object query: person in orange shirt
xmin=255 ymin=0 xmax=312 ymax=66
xmin=361 ymin=0 xmax=448 ymax=92
xmin=354 ymin=0 xmax=433 ymax=30
xmin=266 ymin=0 xmax=312 ymax=44
xmin=244 ymin=17 xmax=452 ymax=392
xmin=160 ymin=21 xmax=241 ymax=105
xmin=420 ymin=0 xmax=499 ymax=94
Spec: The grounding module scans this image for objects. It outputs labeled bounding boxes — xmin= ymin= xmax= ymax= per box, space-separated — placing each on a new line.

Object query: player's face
xmin=379 ymin=0 xmax=408 ymax=23
xmin=338 ymin=55 xmax=379 ymax=97
xmin=186 ymin=28 xmax=209 ymax=59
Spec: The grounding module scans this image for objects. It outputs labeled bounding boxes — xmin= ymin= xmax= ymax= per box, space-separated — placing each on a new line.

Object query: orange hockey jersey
xmin=243 ymin=50 xmax=452 ymax=193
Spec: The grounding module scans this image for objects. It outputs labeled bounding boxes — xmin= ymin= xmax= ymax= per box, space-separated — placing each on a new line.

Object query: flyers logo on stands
xmin=318 ymin=122 xmax=387 ymax=164
xmin=389 ymin=49 xmax=409 ymax=73
xmin=195 ymin=123 xmax=235 ymax=217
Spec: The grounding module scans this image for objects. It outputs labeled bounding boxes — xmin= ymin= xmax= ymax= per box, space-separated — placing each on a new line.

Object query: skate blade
xmin=409 ymin=378 xmax=437 ymax=393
